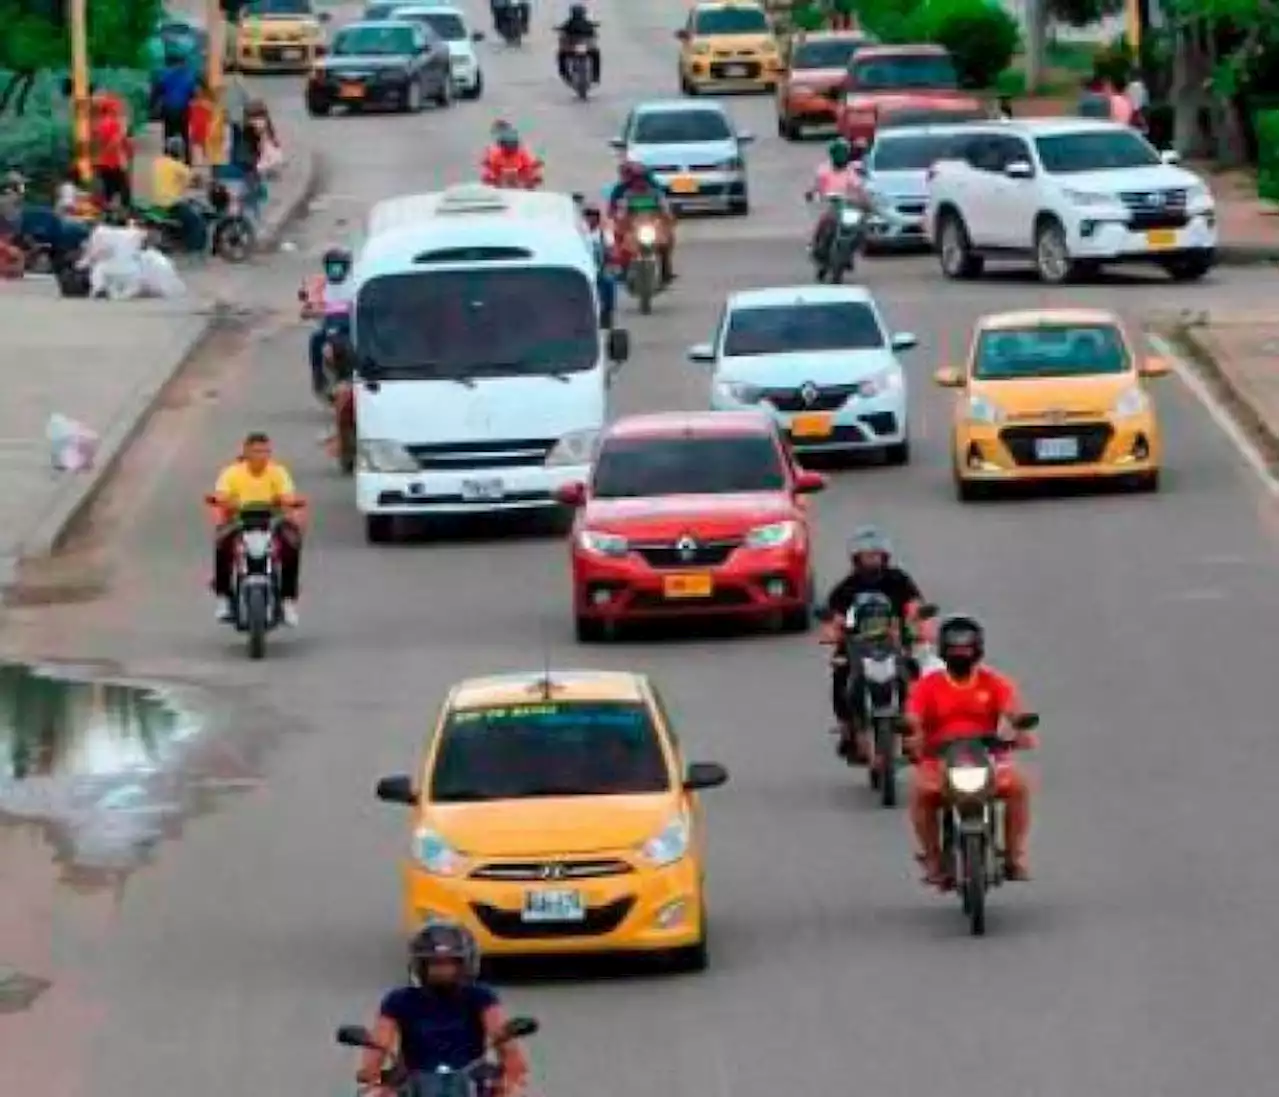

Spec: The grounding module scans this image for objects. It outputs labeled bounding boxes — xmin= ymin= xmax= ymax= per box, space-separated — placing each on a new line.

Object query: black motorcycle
xmin=564 ymin=39 xmax=594 ymax=100
xmin=811 ymin=194 xmax=865 ymax=284
xmin=851 ymin=637 xmax=909 ymax=806
xmin=210 ymin=502 xmax=284 ymax=659
xmin=138 ymin=180 xmax=255 ymax=263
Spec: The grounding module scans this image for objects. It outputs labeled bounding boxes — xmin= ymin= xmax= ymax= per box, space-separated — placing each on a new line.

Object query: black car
xmin=305 ymin=19 xmax=452 ymax=116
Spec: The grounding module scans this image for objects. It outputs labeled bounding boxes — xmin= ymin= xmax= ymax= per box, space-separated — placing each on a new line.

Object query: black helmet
xmin=570 ymin=2 xmax=587 ymax=17
xmin=937 ymin=614 xmax=984 ymax=674
xmin=409 ymin=921 xmax=479 ymax=984
xmin=848 ymin=590 xmax=895 ymax=637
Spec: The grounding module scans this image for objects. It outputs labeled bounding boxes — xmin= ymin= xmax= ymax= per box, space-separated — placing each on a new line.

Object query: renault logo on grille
xmin=800 ymin=382 xmax=820 ymax=407
xmin=675 ymin=534 xmax=699 ymax=562
xmin=539 ymin=863 xmax=567 ymax=880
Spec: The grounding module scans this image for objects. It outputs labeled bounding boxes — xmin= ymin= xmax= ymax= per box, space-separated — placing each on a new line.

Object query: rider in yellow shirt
xmin=210 ymin=432 xmax=305 ymax=625
xmin=152 ymin=137 xmax=207 ymax=251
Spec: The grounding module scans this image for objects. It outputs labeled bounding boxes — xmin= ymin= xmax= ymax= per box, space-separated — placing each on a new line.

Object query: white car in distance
xmin=691 ymin=285 xmax=916 ymax=464
xmin=390 ymin=4 xmax=485 ymax=98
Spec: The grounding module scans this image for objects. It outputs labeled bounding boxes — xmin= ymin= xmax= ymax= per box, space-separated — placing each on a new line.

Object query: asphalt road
xmin=3 ymin=2 xmax=1277 ymax=1095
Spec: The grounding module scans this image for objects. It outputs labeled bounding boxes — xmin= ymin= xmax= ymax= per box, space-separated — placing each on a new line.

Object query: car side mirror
xmin=795 ymin=470 xmax=826 ymax=494
xmin=890 ymin=332 xmax=917 ymax=351
xmin=607 ymin=137 xmax=626 ymax=150
xmin=1140 ymin=356 xmax=1170 ymax=378
xmin=1004 ymin=160 xmax=1034 ymax=179
xmin=687 ymin=343 xmax=715 ymax=364
xmin=607 ymin=328 xmax=630 ymax=363
xmin=933 ymin=367 xmax=963 ymax=388
xmin=683 ymin=761 xmax=729 ymax=790
xmin=471 ymin=30 xmax=485 ymax=41
xmin=675 ymin=29 xmax=689 ymax=40
xmin=1160 ymin=148 xmax=1181 ymax=165
xmin=554 ymin=482 xmax=587 ymax=507
xmin=375 ymin=774 xmax=418 ymax=805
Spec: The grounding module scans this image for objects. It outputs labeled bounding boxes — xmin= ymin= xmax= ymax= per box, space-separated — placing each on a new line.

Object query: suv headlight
xmin=715 ymin=379 xmax=763 ymax=404
xmin=966 ymin=394 xmax=1005 ymax=424
xmin=1112 ymin=386 xmax=1149 ymax=418
xmin=358 ymin=439 xmax=419 ymax=473
xmin=638 ymin=812 xmax=690 ymax=866
xmin=1186 ymin=182 xmax=1213 ymax=208
xmin=1064 ymin=189 xmax=1119 ymax=208
xmin=744 ymin=519 xmax=796 ymax=549
xmin=578 ymin=529 xmax=628 ymax=557
xmin=413 ymin=828 xmax=464 ymax=876
xmin=546 ymin=428 xmax=598 ymax=467
xmin=857 ymin=368 xmax=902 ymax=397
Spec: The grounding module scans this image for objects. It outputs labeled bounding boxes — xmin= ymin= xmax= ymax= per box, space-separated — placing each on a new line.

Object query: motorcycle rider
xmin=305 ymin=247 xmax=355 ymax=400
xmin=821 ymin=526 xmax=925 ymax=762
xmin=490 ymin=0 xmax=530 ymax=37
xmin=805 ymin=137 xmax=878 ymax=267
xmin=608 ymin=160 xmax=676 ymax=284
xmin=576 ymin=196 xmax=616 ymax=329
xmin=209 ymin=432 xmax=304 ymax=626
xmin=356 ymin=921 xmax=529 ymax=1097
xmin=904 ymin=614 xmax=1034 ymax=887
xmin=480 ymin=124 xmax=543 ymax=188
xmin=554 ymin=3 xmax=601 ymax=85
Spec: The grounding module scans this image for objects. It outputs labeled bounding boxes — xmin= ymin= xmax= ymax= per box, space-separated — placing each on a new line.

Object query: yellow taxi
xmin=677 ymin=1 xmax=782 ymax=95
xmin=230 ymin=0 xmax=328 ymax=74
xmin=934 ymin=308 xmax=1169 ymax=500
xmin=375 ymin=670 xmax=729 ymax=969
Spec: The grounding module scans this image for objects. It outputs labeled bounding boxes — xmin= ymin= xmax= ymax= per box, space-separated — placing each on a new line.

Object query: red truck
xmin=836 ymin=44 xmax=985 ymax=147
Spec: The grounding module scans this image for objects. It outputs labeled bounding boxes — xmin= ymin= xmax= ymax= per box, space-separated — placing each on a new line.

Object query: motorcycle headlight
xmin=413 ymin=828 xmax=464 ymax=876
xmin=744 ymin=519 xmax=795 ymax=549
xmin=545 ymin=428 xmax=598 ymax=467
xmin=358 ymin=439 xmax=419 ymax=473
xmin=856 ymin=368 xmax=902 ymax=398
xmin=577 ymin=529 xmax=629 ymax=557
xmin=638 ymin=812 xmax=690 ymax=866
xmin=714 ymin=379 xmax=764 ymax=405
xmin=240 ymin=530 xmax=274 ymax=558
xmin=1111 ymin=385 xmax=1149 ymax=418
xmin=839 ymin=208 xmax=864 ymax=227
xmin=862 ymin=655 xmax=898 ymax=684
xmin=636 ymin=224 xmax=658 ymax=246
xmin=946 ymin=765 xmax=990 ymax=796
xmin=966 ymin=394 xmax=1005 ymax=424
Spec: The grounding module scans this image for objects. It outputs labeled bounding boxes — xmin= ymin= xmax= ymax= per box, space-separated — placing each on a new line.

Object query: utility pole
xmin=1125 ymin=0 xmax=1142 ymax=51
xmin=206 ymin=0 xmax=228 ymax=166
xmin=68 ymin=0 xmax=91 ymax=184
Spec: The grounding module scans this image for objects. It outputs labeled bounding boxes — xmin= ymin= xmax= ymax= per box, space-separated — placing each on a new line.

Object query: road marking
xmin=1147 ymin=332 xmax=1278 ymax=498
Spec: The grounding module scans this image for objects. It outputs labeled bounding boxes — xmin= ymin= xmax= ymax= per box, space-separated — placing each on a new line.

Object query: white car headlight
xmin=577 ymin=529 xmax=628 ymax=557
xmin=1185 ymin=182 xmax=1211 ymax=205
xmin=358 ymin=439 xmax=419 ymax=473
xmin=1064 ymin=189 xmax=1119 ymax=208
xmin=715 ymin=379 xmax=764 ymax=405
xmin=635 ymin=224 xmax=658 ymax=246
xmin=856 ymin=367 xmax=902 ymax=398
xmin=947 ymin=765 xmax=990 ymax=796
xmin=639 ymin=812 xmax=690 ymax=866
xmin=966 ymin=394 xmax=1005 ymax=424
xmin=744 ymin=519 xmax=795 ymax=549
xmin=1112 ymin=386 xmax=1149 ymax=418
xmin=546 ymin=428 xmax=598 ymax=467
xmin=413 ymin=828 xmax=464 ymax=876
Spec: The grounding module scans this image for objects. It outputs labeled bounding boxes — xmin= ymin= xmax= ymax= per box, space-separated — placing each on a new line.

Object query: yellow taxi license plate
xmin=790 ymin=412 xmax=834 ymax=438
xmin=669 ymin=175 xmax=699 ymax=194
xmin=1145 ymin=229 xmax=1176 ymax=249
xmin=663 ymin=572 xmax=714 ymax=599
xmin=339 ymin=83 xmax=365 ymax=99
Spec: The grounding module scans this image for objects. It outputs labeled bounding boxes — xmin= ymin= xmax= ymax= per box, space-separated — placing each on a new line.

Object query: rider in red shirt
xmin=905 ymin=615 xmax=1033 ymax=887
xmin=480 ymin=122 xmax=543 ymax=189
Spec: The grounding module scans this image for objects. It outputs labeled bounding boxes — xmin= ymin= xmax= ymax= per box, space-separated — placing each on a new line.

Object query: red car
xmin=555 ymin=411 xmax=826 ymax=642
xmin=835 ymin=44 xmax=983 ymax=146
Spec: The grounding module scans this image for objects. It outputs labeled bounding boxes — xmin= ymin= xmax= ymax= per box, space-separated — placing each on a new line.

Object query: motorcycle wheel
xmin=213 ymin=217 xmax=255 ymax=263
xmin=875 ymin=719 xmax=897 ymax=807
xmin=635 ymin=260 xmax=655 ymax=315
xmin=245 ymin=585 xmax=269 ymax=660
xmin=962 ymin=832 xmax=986 ymax=936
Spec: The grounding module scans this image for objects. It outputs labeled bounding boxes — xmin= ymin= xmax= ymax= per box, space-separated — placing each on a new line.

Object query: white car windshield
xmin=633 ymin=110 xmax=732 ymax=144
xmin=724 ymin=302 xmax=885 ymax=356
xmin=1035 ymin=130 xmax=1161 ymax=174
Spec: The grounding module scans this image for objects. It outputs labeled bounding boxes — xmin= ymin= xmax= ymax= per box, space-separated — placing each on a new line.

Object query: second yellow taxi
xmin=375 ymin=670 xmax=729 ymax=969
xmin=677 ymin=1 xmax=782 ymax=95
xmin=935 ymin=308 xmax=1169 ymax=500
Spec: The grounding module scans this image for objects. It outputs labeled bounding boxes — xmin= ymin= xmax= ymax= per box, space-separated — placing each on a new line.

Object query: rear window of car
xmin=850 ymin=52 xmax=957 ymax=90
xmin=791 ymin=38 xmax=867 ymax=69
xmin=870 ymin=132 xmax=965 ymax=170
xmin=973 ymin=324 xmax=1131 ymax=380
xmin=692 ymin=6 xmax=769 ymax=34
xmin=724 ymin=302 xmax=885 ymax=356
xmin=633 ymin=110 xmax=732 ymax=144
xmin=592 ymin=433 xmax=786 ymax=497
xmin=395 ymin=9 xmax=466 ymax=39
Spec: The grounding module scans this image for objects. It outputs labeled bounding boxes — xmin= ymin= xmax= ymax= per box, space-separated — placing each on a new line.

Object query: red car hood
xmin=789 ymin=67 xmax=847 ymax=90
xmin=581 ymin=493 xmax=796 ymax=539
xmin=846 ymin=89 xmax=978 ymax=108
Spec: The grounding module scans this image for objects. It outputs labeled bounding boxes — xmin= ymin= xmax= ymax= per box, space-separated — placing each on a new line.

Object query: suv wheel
xmin=1034 ymin=218 xmax=1076 ymax=284
xmin=937 ymin=213 xmax=983 ymax=279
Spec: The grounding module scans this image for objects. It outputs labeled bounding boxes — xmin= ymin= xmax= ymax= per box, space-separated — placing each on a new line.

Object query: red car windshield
xmin=850 ymin=53 xmax=958 ymax=90
xmin=592 ymin=434 xmax=786 ymax=498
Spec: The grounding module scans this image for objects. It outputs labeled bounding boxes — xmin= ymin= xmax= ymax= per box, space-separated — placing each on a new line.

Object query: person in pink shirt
xmin=1108 ymin=78 xmax=1134 ymax=125
xmin=806 ymin=138 xmax=877 ymax=266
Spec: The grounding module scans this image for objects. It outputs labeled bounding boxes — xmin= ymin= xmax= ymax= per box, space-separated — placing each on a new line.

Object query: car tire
xmin=365 ymin=515 xmax=395 ymax=543
xmin=306 ymin=95 xmax=331 ymax=117
xmin=1162 ymin=254 xmax=1212 ymax=282
xmin=884 ymin=438 xmax=910 ymax=466
xmin=434 ymin=74 xmax=452 ymax=108
xmin=464 ymin=71 xmax=484 ymax=100
xmin=729 ymin=194 xmax=750 ymax=216
xmin=1033 ymin=217 xmax=1077 ymax=284
xmin=779 ymin=115 xmax=800 ymax=141
xmin=668 ymin=909 xmax=709 ymax=972
xmin=779 ymin=604 xmax=811 ymax=633
xmin=937 ymin=212 xmax=984 ymax=279
xmin=574 ymin=614 xmax=606 ymax=643
xmin=1130 ymin=470 xmax=1160 ymax=493
xmin=403 ymin=79 xmax=424 ymax=113
xmin=954 ymin=475 xmax=986 ymax=502
xmin=681 ymin=73 xmax=698 ymax=96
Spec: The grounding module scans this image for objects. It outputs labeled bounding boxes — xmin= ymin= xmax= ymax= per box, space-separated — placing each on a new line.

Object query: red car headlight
xmin=578 ymin=529 xmax=629 ymax=558
xmin=743 ymin=520 xmax=797 ymax=549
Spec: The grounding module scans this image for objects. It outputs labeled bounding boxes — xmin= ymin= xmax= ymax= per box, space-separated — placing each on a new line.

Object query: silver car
xmin=862 ymin=122 xmax=985 ymax=248
xmin=609 ymin=99 xmax=753 ymax=215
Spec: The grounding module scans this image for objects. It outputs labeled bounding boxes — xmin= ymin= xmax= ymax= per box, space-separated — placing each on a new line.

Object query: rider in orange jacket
xmin=480 ymin=123 xmax=542 ymax=188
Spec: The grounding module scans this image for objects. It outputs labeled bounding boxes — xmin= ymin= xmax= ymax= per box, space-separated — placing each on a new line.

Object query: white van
xmin=350 ymin=184 xmax=630 ymax=543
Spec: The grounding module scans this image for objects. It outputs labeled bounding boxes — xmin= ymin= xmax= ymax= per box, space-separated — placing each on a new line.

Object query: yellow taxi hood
xmin=426 ymin=794 xmax=677 ymax=857
xmin=703 ymin=32 xmax=776 ymax=49
xmin=972 ymin=372 xmax=1138 ymax=417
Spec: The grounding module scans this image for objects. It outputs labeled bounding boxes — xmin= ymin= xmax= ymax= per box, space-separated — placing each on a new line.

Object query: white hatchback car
xmin=390 ymin=3 xmax=484 ymax=98
xmin=691 ymin=285 xmax=916 ymax=463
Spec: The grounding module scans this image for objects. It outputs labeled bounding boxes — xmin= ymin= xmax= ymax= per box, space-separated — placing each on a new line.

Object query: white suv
xmin=925 ymin=118 xmax=1217 ymax=284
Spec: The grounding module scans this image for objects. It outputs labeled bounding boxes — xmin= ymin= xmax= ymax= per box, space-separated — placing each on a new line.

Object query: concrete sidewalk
xmin=0 ymin=145 xmax=318 ymax=599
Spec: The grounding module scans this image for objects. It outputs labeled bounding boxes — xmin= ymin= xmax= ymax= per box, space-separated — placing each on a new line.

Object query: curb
xmin=1149 ymin=323 xmax=1279 ymax=477
xmin=1215 ymin=243 xmax=1279 ymax=266
xmin=257 ymin=147 xmax=323 ymax=254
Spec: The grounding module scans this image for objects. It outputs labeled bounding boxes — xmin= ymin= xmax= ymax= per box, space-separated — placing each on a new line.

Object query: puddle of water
xmin=0 ymin=661 xmax=265 ymax=887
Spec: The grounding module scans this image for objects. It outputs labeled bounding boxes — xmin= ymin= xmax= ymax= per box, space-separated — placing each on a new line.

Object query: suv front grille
xmin=1119 ymin=188 xmax=1189 ymax=230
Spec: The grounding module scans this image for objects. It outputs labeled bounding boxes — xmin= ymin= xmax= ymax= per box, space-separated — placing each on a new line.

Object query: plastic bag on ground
xmin=46 ymin=413 xmax=100 ymax=472
xmin=138 ymin=248 xmax=187 ymax=298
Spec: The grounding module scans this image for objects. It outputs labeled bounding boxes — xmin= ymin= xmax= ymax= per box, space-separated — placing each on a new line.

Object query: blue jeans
xmin=169 ymin=200 xmax=208 ymax=251
xmin=596 ymin=272 xmax=616 ymax=327
xmin=20 ymin=207 xmax=90 ymax=260
xmin=309 ymin=314 xmax=351 ymax=393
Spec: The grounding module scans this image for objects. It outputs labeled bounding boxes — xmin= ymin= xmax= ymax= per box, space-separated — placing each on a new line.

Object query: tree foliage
xmin=855 ymin=0 xmax=1020 ymax=88
xmin=0 ymin=0 xmax=161 ymax=72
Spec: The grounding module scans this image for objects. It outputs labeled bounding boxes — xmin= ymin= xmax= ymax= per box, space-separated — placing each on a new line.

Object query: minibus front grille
xmin=404 ymin=438 xmax=559 ymax=470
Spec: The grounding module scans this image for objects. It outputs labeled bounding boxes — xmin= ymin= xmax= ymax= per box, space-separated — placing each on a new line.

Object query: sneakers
xmin=215 ymin=596 xmax=233 ymax=622
xmin=281 ymin=600 xmax=299 ymax=627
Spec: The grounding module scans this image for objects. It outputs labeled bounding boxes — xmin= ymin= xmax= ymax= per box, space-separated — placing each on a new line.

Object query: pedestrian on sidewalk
xmin=151 ymin=52 xmax=199 ymax=163
xmin=188 ymin=81 xmax=215 ymax=167
xmin=91 ymin=94 xmax=134 ymax=208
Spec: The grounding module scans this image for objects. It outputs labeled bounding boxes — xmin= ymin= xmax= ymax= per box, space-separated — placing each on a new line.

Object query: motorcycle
xmin=207 ymin=499 xmax=300 ymax=659
xmin=932 ymin=714 xmax=1039 ymax=936
xmin=493 ymin=1 xmax=526 ymax=45
xmin=299 ymin=280 xmax=353 ymax=404
xmin=137 ymin=179 xmax=255 ymax=263
xmin=336 ymin=1015 xmax=538 ymax=1096
xmin=563 ymin=38 xmax=594 ymax=100
xmin=811 ymin=194 xmax=864 ymax=284
xmin=617 ymin=207 xmax=667 ymax=316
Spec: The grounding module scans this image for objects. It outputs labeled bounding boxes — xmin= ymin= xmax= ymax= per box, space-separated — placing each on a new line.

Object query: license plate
xmin=281 ymin=47 xmax=303 ymax=60
xmin=722 ymin=64 xmax=749 ymax=77
xmin=1034 ymin=436 xmax=1079 ymax=461
xmin=460 ymin=477 xmax=504 ymax=501
xmin=522 ymin=889 xmax=585 ymax=923
xmin=669 ymin=175 xmax=699 ymax=194
xmin=339 ymin=82 xmax=365 ymax=99
xmin=1145 ymin=229 xmax=1177 ymax=249
xmin=790 ymin=412 xmax=834 ymax=438
xmin=663 ymin=572 xmax=713 ymax=599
